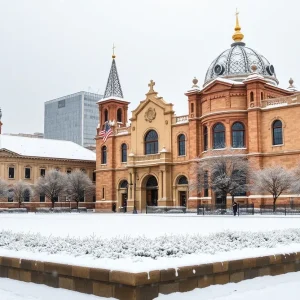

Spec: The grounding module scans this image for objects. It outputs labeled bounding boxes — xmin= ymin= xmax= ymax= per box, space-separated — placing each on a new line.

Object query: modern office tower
xmin=44 ymin=91 xmax=102 ymax=147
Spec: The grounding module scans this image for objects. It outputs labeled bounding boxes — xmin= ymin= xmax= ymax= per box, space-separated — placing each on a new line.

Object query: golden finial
xmin=112 ymin=43 xmax=116 ymax=59
xmin=232 ymin=9 xmax=244 ymax=43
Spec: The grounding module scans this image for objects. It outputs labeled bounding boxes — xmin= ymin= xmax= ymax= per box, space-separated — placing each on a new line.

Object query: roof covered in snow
xmin=0 ymin=135 xmax=96 ymax=161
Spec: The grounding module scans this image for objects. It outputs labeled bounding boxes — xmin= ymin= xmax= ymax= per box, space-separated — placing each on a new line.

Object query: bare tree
xmin=11 ymin=181 xmax=33 ymax=208
xmin=291 ymin=163 xmax=300 ymax=194
xmin=66 ymin=170 xmax=95 ymax=209
xmin=190 ymin=152 xmax=249 ymax=205
xmin=250 ymin=166 xmax=293 ymax=211
xmin=35 ymin=169 xmax=67 ymax=208
xmin=0 ymin=179 xmax=8 ymax=198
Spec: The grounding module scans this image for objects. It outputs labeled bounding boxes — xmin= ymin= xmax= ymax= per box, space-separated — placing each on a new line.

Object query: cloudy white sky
xmin=1 ymin=0 xmax=299 ymax=134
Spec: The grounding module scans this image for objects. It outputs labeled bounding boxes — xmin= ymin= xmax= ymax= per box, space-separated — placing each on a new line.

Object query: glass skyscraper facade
xmin=44 ymin=92 xmax=102 ymax=147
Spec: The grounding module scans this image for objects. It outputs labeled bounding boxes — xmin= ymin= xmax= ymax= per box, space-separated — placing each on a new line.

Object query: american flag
xmin=99 ymin=122 xmax=113 ymax=143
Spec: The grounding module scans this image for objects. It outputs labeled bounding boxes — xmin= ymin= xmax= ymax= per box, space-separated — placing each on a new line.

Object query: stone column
xmin=163 ymin=170 xmax=167 ymax=200
xmin=158 ymin=170 xmax=163 ymax=200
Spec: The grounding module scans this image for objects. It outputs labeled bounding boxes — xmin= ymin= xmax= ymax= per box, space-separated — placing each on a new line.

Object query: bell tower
xmin=97 ymin=46 xmax=129 ymax=135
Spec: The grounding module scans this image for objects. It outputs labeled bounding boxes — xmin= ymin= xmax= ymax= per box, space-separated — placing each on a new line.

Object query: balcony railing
xmin=128 ymin=152 xmax=171 ymax=166
xmin=172 ymin=115 xmax=189 ymax=124
xmin=261 ymin=94 xmax=300 ymax=108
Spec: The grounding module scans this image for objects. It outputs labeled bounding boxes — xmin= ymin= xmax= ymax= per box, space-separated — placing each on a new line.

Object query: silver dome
xmin=204 ymin=42 xmax=278 ymax=87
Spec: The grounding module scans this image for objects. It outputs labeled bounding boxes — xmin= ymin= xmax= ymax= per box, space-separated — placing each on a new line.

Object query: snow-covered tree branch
xmin=35 ymin=169 xmax=67 ymax=208
xmin=190 ymin=150 xmax=249 ymax=203
xmin=250 ymin=166 xmax=293 ymax=210
xmin=11 ymin=180 xmax=33 ymax=208
xmin=66 ymin=170 xmax=95 ymax=209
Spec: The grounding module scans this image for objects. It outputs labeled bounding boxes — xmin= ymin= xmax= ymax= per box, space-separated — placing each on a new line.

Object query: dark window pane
xmin=232 ymin=122 xmax=245 ymax=148
xmin=213 ymin=123 xmax=225 ymax=149
xmin=101 ymin=146 xmax=107 ymax=164
xmin=23 ymin=189 xmax=30 ymax=202
xmin=178 ymin=176 xmax=188 ymax=185
xmin=117 ymin=109 xmax=122 ymax=123
xmin=204 ymin=126 xmax=208 ymax=151
xmin=273 ymin=120 xmax=283 ymax=145
xmin=25 ymin=168 xmax=31 ymax=179
xmin=8 ymin=167 xmax=14 ymax=179
xmin=146 ymin=176 xmax=158 ymax=187
xmin=40 ymin=169 xmax=46 ymax=176
xmin=121 ymin=144 xmax=127 ymax=162
xmin=40 ymin=194 xmax=45 ymax=202
xmin=178 ymin=134 xmax=185 ymax=156
xmin=145 ymin=130 xmax=158 ymax=154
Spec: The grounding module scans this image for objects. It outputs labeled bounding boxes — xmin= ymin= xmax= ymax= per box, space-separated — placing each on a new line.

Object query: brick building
xmin=0 ymin=133 xmax=96 ymax=210
xmin=95 ymin=15 xmax=300 ymax=211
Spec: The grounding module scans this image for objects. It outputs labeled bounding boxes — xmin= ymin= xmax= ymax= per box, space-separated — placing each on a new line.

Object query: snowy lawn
xmin=1 ymin=214 xmax=300 ymax=272
xmin=0 ymin=278 xmax=111 ymax=300
xmin=156 ymin=271 xmax=300 ymax=300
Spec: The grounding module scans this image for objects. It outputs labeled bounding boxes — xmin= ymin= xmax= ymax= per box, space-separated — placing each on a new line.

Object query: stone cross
xmin=148 ymin=80 xmax=155 ymax=92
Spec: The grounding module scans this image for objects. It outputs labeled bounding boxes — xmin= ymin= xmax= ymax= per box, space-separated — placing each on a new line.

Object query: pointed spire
xmin=103 ymin=46 xmax=124 ymax=99
xmin=232 ymin=9 xmax=244 ymax=43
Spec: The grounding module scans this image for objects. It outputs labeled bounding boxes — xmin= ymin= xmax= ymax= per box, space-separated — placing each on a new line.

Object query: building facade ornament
xmin=144 ymin=107 xmax=156 ymax=123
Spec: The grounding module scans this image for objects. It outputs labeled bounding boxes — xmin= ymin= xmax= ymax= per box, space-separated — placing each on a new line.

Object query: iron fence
xmin=259 ymin=205 xmax=300 ymax=215
xmin=146 ymin=206 xmax=187 ymax=214
xmin=197 ymin=204 xmax=254 ymax=216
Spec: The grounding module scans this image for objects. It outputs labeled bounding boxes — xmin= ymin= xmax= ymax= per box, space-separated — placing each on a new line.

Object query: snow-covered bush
xmin=1 ymin=228 xmax=300 ymax=261
xmin=8 ymin=208 xmax=28 ymax=213
xmin=35 ymin=208 xmax=52 ymax=213
xmin=53 ymin=208 xmax=70 ymax=213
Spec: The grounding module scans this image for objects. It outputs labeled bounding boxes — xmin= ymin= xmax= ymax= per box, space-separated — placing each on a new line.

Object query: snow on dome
xmin=204 ymin=42 xmax=278 ymax=87
xmin=0 ymin=135 xmax=96 ymax=161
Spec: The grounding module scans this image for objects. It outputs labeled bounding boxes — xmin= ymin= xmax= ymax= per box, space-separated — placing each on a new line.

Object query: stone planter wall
xmin=0 ymin=253 xmax=300 ymax=300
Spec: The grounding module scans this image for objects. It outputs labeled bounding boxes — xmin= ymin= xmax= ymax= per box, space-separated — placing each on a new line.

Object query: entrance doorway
xmin=179 ymin=191 xmax=186 ymax=207
xmin=146 ymin=176 xmax=158 ymax=206
xmin=119 ymin=180 xmax=128 ymax=212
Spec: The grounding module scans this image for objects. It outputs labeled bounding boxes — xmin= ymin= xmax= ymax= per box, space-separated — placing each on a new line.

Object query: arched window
xmin=178 ymin=134 xmax=186 ymax=156
xmin=178 ymin=176 xmax=188 ymax=185
xmin=146 ymin=176 xmax=158 ymax=187
xmin=101 ymin=146 xmax=107 ymax=164
xmin=104 ymin=109 xmax=108 ymax=122
xmin=145 ymin=130 xmax=158 ymax=154
xmin=121 ymin=143 xmax=127 ymax=162
xmin=232 ymin=122 xmax=245 ymax=148
xmin=250 ymin=92 xmax=254 ymax=102
xmin=117 ymin=108 xmax=122 ymax=123
xmin=120 ymin=180 xmax=128 ymax=189
xmin=213 ymin=123 xmax=225 ymax=149
xmin=203 ymin=126 xmax=208 ymax=151
xmin=273 ymin=120 xmax=283 ymax=145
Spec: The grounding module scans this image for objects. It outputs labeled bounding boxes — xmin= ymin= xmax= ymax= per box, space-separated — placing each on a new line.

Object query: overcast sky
xmin=1 ymin=0 xmax=299 ymax=134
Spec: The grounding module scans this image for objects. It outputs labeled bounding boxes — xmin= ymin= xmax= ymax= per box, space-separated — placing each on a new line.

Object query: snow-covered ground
xmin=156 ymin=271 xmax=300 ymax=300
xmin=2 ymin=272 xmax=300 ymax=300
xmin=1 ymin=213 xmax=300 ymax=238
xmin=1 ymin=214 xmax=300 ymax=272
